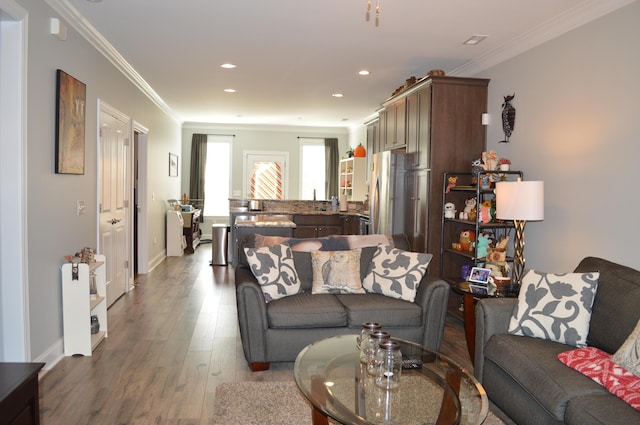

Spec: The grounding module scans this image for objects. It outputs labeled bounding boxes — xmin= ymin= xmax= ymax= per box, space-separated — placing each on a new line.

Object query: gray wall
xmin=478 ymin=1 xmax=640 ymax=272
xmin=181 ymin=123 xmax=349 ymax=201
xmin=18 ymin=0 xmax=181 ymax=360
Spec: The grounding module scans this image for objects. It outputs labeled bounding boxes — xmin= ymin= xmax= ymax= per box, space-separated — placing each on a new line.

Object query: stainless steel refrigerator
xmin=369 ymin=151 xmax=406 ymax=234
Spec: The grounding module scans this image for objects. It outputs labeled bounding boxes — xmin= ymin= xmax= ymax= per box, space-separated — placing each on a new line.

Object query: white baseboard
xmin=35 ymin=338 xmax=64 ymax=371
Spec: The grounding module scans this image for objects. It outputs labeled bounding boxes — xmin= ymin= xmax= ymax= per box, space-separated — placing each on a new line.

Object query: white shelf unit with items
xmin=339 ymin=157 xmax=368 ymax=201
xmin=166 ymin=210 xmax=186 ymax=256
xmin=61 ymin=255 xmax=108 ymax=356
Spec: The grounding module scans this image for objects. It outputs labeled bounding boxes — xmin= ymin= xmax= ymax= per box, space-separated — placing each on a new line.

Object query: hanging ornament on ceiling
xmin=500 ymin=94 xmax=516 ymax=143
xmin=365 ymin=0 xmax=381 ymax=27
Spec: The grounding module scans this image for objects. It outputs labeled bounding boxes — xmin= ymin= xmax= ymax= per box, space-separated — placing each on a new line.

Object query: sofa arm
xmin=414 ymin=277 xmax=450 ymax=351
xmin=235 ymin=265 xmax=269 ymax=364
xmin=474 ymin=297 xmax=517 ymax=382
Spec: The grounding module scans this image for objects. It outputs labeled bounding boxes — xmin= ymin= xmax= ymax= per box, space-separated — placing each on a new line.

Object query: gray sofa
xmin=475 ymin=257 xmax=640 ymax=425
xmin=235 ymin=234 xmax=450 ymax=371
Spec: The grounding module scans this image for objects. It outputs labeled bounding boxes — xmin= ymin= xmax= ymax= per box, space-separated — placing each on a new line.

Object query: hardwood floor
xmin=39 ymin=244 xmax=472 ymax=425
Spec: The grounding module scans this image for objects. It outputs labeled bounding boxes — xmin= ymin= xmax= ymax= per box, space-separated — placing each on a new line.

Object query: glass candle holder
xmin=375 ymin=340 xmax=402 ymax=389
xmin=359 ymin=322 xmax=382 ymax=364
xmin=366 ymin=331 xmax=390 ymax=375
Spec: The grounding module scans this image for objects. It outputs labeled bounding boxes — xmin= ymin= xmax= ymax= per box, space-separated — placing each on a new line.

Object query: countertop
xmin=229 ymin=198 xmax=368 ymax=218
xmin=234 ymin=215 xmax=296 ymax=228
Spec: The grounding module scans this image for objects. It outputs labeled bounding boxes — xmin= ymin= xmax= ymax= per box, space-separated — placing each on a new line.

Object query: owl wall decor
xmin=501 ymin=93 xmax=516 ymax=143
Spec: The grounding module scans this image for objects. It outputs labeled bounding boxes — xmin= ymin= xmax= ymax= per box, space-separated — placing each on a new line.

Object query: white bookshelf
xmin=339 ymin=157 xmax=368 ymax=201
xmin=61 ymin=255 xmax=108 ymax=356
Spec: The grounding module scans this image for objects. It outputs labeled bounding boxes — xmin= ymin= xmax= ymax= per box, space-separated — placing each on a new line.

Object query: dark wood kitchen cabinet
xmin=383 ymin=98 xmax=406 ymax=151
xmin=181 ymin=209 xmax=201 ymax=253
xmin=378 ymin=76 xmax=490 ymax=277
xmin=0 ymin=363 xmax=44 ymax=425
xmin=293 ymin=214 xmax=343 ymax=238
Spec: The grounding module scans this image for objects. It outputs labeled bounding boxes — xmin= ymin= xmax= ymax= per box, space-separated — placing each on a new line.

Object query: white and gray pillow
xmin=508 ymin=269 xmax=599 ymax=347
xmin=244 ymin=244 xmax=301 ymax=302
xmin=362 ymin=246 xmax=432 ymax=302
xmin=612 ymin=318 xmax=640 ymax=376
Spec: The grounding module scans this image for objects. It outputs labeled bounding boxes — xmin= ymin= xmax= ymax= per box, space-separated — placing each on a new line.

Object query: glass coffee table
xmin=294 ymin=335 xmax=488 ymax=425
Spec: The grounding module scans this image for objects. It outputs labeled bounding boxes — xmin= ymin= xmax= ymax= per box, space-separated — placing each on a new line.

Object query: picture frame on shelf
xmin=169 ymin=153 xmax=178 ymax=177
xmin=468 ymin=267 xmax=491 ymax=285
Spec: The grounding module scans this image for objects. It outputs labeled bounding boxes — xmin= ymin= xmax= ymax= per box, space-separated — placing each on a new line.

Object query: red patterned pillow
xmin=558 ymin=347 xmax=640 ymax=411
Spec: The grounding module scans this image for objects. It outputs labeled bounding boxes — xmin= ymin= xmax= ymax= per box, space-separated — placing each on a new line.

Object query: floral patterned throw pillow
xmin=244 ymin=244 xmax=301 ymax=303
xmin=508 ymin=269 xmax=599 ymax=347
xmin=362 ymin=246 xmax=432 ymax=302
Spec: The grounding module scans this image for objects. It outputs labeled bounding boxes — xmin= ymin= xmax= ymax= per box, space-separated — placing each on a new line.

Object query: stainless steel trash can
xmin=211 ymin=224 xmax=228 ymax=266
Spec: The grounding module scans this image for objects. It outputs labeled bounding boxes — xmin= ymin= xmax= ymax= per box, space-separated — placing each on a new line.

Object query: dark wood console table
xmin=181 ymin=209 xmax=201 ymax=253
xmin=0 ymin=362 xmax=45 ymax=425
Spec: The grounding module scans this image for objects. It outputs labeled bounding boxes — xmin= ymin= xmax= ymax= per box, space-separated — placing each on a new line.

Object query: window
xmin=299 ymin=139 xmax=325 ymax=200
xmin=203 ymin=135 xmax=232 ymax=217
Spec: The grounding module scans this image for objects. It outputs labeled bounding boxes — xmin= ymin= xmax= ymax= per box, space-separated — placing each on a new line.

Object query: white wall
xmin=478 ymin=1 xmax=640 ymax=272
xmin=16 ymin=0 xmax=181 ymax=362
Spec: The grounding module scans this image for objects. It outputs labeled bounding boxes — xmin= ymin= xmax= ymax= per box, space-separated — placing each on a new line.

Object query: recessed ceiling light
xmin=86 ymin=0 xmax=102 ymax=2
xmin=463 ymin=35 xmax=488 ymax=45
xmin=358 ymin=70 xmax=370 ymax=76
xmin=332 ymin=93 xmax=344 ymax=98
xmin=220 ymin=63 xmax=237 ymax=69
xmin=224 ymin=88 xmax=236 ymax=93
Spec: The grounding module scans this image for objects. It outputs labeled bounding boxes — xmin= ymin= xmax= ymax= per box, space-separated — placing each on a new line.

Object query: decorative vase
xmin=499 ymin=164 xmax=510 ymax=171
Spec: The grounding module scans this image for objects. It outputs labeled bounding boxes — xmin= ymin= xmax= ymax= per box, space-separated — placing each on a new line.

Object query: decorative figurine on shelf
xmin=461 ymin=197 xmax=476 ymax=220
xmin=485 ymin=236 xmax=510 ymax=276
xmin=475 ymin=232 xmax=491 ymax=259
xmin=479 ymin=200 xmax=493 ymax=223
xmin=445 ymin=176 xmax=458 ymax=193
xmin=444 ymin=202 xmax=457 ymax=219
xmin=353 ymin=143 xmax=366 ymax=157
xmin=459 ymin=229 xmax=476 ymax=252
xmin=461 ymin=264 xmax=471 ymax=281
xmin=346 ymin=147 xmax=354 ymax=158
xmin=470 ymin=158 xmax=484 ymax=184
xmin=500 ymin=94 xmax=516 ymax=143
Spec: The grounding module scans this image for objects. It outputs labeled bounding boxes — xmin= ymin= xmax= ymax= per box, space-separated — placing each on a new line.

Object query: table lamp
xmin=495 ymin=179 xmax=544 ymax=286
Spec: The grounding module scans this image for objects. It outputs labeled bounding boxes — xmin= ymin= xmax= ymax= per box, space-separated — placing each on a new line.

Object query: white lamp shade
xmin=495 ymin=180 xmax=544 ymax=221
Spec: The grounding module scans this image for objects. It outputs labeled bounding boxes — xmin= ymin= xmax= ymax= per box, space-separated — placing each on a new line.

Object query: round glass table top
xmin=294 ymin=335 xmax=488 ymax=425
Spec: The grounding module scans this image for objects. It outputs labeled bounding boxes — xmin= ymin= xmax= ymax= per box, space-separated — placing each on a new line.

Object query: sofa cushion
xmin=558 ymin=347 xmax=640 ymax=410
xmin=613 ymin=318 xmax=640 ymax=376
xmin=266 ymin=292 xmax=347 ymax=328
xmin=508 ymin=269 xmax=599 ymax=347
xmin=310 ymin=249 xmax=365 ymax=294
xmin=362 ymin=246 xmax=432 ymax=302
xmin=566 ymin=394 xmax=640 ymax=425
xmin=484 ymin=334 xmax=609 ymax=421
xmin=335 ymin=293 xmax=423 ymax=327
xmin=574 ymin=257 xmax=640 ymax=354
xmin=244 ymin=244 xmax=301 ymax=302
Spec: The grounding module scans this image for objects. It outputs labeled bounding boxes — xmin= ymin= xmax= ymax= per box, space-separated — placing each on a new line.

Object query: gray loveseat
xmin=475 ymin=257 xmax=640 ymax=425
xmin=235 ymin=234 xmax=450 ymax=371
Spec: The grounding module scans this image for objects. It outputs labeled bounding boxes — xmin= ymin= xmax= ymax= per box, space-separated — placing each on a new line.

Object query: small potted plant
xmin=498 ymin=158 xmax=511 ymax=171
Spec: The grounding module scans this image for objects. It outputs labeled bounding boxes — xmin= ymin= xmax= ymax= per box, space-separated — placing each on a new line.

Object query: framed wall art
xmin=55 ymin=69 xmax=86 ymax=175
xmin=169 ymin=153 xmax=178 ymax=177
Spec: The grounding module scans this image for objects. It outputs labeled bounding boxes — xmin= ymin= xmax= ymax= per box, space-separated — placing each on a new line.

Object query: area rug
xmin=212 ymin=380 xmax=506 ymax=425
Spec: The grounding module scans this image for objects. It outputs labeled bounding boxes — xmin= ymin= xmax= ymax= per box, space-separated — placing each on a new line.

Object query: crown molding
xmin=450 ymin=0 xmax=637 ymax=77
xmin=44 ymin=0 xmax=182 ymax=124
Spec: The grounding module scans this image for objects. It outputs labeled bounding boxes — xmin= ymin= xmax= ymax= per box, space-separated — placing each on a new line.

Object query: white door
xmin=243 ymin=152 xmax=288 ymax=199
xmin=98 ymin=102 xmax=130 ymax=307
